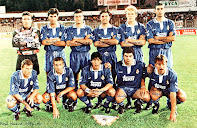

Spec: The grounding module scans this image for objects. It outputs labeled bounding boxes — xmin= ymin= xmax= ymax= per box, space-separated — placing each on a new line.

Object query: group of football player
xmin=6 ymin=3 xmax=187 ymax=122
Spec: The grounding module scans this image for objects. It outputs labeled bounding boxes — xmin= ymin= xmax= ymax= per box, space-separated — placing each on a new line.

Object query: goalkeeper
xmin=12 ymin=11 xmax=41 ymax=74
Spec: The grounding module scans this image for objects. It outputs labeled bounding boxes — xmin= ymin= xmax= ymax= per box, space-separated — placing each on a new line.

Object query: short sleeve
xmin=119 ymin=26 xmax=125 ymax=43
xmin=105 ymin=68 xmax=114 ymax=85
xmin=32 ymin=71 xmax=39 ymax=90
xmin=47 ymin=75 xmax=55 ymax=93
xmin=68 ymin=68 xmax=75 ymax=87
xmin=169 ymin=20 xmax=176 ymax=36
xmin=79 ymin=68 xmax=87 ymax=86
xmin=40 ymin=27 xmax=47 ymax=41
xmin=169 ymin=73 xmax=178 ymax=92
xmin=9 ymin=75 xmax=19 ymax=95
xmin=146 ymin=23 xmax=154 ymax=40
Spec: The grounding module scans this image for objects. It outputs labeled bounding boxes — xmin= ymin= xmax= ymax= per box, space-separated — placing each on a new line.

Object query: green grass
xmin=0 ymin=35 xmax=196 ymax=128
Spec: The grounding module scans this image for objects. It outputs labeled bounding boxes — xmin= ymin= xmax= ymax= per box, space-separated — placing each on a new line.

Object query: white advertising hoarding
xmin=102 ymin=0 xmax=131 ymax=6
xmin=0 ymin=6 xmax=6 ymax=14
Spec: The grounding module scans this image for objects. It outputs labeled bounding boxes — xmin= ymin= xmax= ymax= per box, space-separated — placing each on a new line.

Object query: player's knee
xmin=177 ymin=89 xmax=187 ymax=102
xmin=150 ymin=87 xmax=161 ymax=101
xmin=35 ymin=93 xmax=43 ymax=104
xmin=68 ymin=91 xmax=77 ymax=101
xmin=42 ymin=92 xmax=50 ymax=104
xmin=142 ymin=94 xmax=150 ymax=102
xmin=115 ymin=96 xmax=124 ymax=103
xmin=76 ymin=89 xmax=84 ymax=97
xmin=107 ymin=88 xmax=116 ymax=97
xmin=6 ymin=95 xmax=17 ymax=108
xmin=115 ymin=94 xmax=125 ymax=103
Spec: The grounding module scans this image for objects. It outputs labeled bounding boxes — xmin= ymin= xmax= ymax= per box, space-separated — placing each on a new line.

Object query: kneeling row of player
xmin=6 ymin=47 xmax=187 ymax=122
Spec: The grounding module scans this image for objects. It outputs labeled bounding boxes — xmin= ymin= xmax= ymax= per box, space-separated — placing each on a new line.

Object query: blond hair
xmin=125 ymin=5 xmax=137 ymax=14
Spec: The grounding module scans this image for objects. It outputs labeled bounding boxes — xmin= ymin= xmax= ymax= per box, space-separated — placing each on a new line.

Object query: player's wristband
xmin=141 ymin=86 xmax=146 ymax=89
xmin=85 ymin=88 xmax=90 ymax=94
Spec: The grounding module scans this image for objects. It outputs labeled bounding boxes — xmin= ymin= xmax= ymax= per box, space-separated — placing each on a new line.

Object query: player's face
xmin=126 ymin=10 xmax=137 ymax=22
xmin=155 ymin=60 xmax=167 ymax=75
xmin=155 ymin=5 xmax=165 ymax=17
xmin=53 ymin=61 xmax=64 ymax=75
xmin=21 ymin=65 xmax=33 ymax=78
xmin=123 ymin=53 xmax=134 ymax=66
xmin=91 ymin=57 xmax=102 ymax=70
xmin=48 ymin=14 xmax=58 ymax=25
xmin=100 ymin=13 xmax=110 ymax=24
xmin=74 ymin=13 xmax=84 ymax=24
xmin=22 ymin=15 xmax=32 ymax=29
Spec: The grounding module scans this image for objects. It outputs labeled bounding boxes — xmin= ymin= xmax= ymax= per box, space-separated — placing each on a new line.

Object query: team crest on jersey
xmin=59 ymin=31 xmax=62 ymax=36
xmin=111 ymin=32 xmax=114 ymax=37
xmin=65 ymin=77 xmax=68 ymax=81
xmin=101 ymin=75 xmax=105 ymax=80
xmin=30 ymin=81 xmax=33 ymax=85
xmin=137 ymin=29 xmax=140 ymax=34
xmin=136 ymin=69 xmax=139 ymax=74
xmin=166 ymin=80 xmax=169 ymax=85
xmin=167 ymin=25 xmax=169 ymax=30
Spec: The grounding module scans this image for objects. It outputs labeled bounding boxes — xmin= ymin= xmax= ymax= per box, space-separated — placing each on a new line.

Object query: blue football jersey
xmin=9 ymin=70 xmax=39 ymax=97
xmin=119 ymin=22 xmax=146 ymax=48
xmin=147 ymin=67 xmax=178 ymax=92
xmin=79 ymin=64 xmax=114 ymax=89
xmin=146 ymin=18 xmax=176 ymax=49
xmin=66 ymin=24 xmax=93 ymax=52
xmin=115 ymin=60 xmax=146 ymax=88
xmin=92 ymin=24 xmax=120 ymax=52
xmin=40 ymin=24 xmax=66 ymax=52
xmin=47 ymin=67 xmax=75 ymax=93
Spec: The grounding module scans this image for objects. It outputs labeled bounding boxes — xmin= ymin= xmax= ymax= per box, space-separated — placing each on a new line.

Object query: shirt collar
xmin=99 ymin=24 xmax=112 ymax=29
xmin=90 ymin=64 xmax=103 ymax=71
xmin=122 ymin=59 xmax=136 ymax=66
xmin=154 ymin=67 xmax=169 ymax=75
xmin=22 ymin=27 xmax=32 ymax=30
xmin=19 ymin=70 xmax=32 ymax=79
xmin=153 ymin=17 xmax=168 ymax=23
xmin=73 ymin=23 xmax=86 ymax=28
xmin=125 ymin=21 xmax=138 ymax=27
xmin=53 ymin=67 xmax=66 ymax=75
xmin=47 ymin=23 xmax=60 ymax=29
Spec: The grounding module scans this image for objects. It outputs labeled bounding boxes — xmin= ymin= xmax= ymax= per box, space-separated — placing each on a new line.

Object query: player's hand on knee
xmin=27 ymin=96 xmax=34 ymax=107
xmin=169 ymin=112 xmax=177 ymax=122
xmin=53 ymin=109 xmax=60 ymax=119
xmin=26 ymin=104 xmax=33 ymax=112
xmin=87 ymin=89 xmax=95 ymax=97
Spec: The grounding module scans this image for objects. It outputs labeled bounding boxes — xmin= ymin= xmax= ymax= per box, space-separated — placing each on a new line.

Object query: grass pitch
xmin=0 ymin=35 xmax=196 ymax=128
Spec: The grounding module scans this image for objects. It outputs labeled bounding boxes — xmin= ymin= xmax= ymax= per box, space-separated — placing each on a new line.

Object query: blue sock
xmin=8 ymin=104 xmax=20 ymax=114
xmin=79 ymin=96 xmax=91 ymax=107
xmin=119 ymin=102 xmax=124 ymax=107
xmin=104 ymin=96 xmax=114 ymax=107
xmin=34 ymin=103 xmax=40 ymax=107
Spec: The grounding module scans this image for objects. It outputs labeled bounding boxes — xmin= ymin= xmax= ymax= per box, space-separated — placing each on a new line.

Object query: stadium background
xmin=0 ymin=0 xmax=196 ymax=127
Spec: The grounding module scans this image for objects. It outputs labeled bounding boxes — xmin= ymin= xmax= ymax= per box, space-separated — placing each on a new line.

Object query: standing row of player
xmin=7 ymin=3 xmax=187 ymax=122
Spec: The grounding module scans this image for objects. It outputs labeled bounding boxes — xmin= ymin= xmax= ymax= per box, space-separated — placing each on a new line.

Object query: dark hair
xmin=21 ymin=59 xmax=33 ymax=68
xmin=123 ymin=47 xmax=135 ymax=55
xmin=155 ymin=3 xmax=164 ymax=8
xmin=154 ymin=55 xmax=168 ymax=63
xmin=100 ymin=10 xmax=111 ymax=16
xmin=22 ymin=11 xmax=33 ymax=19
xmin=91 ymin=52 xmax=102 ymax=61
xmin=48 ymin=8 xmax=59 ymax=16
xmin=53 ymin=57 xmax=64 ymax=64
xmin=74 ymin=9 xmax=82 ymax=14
